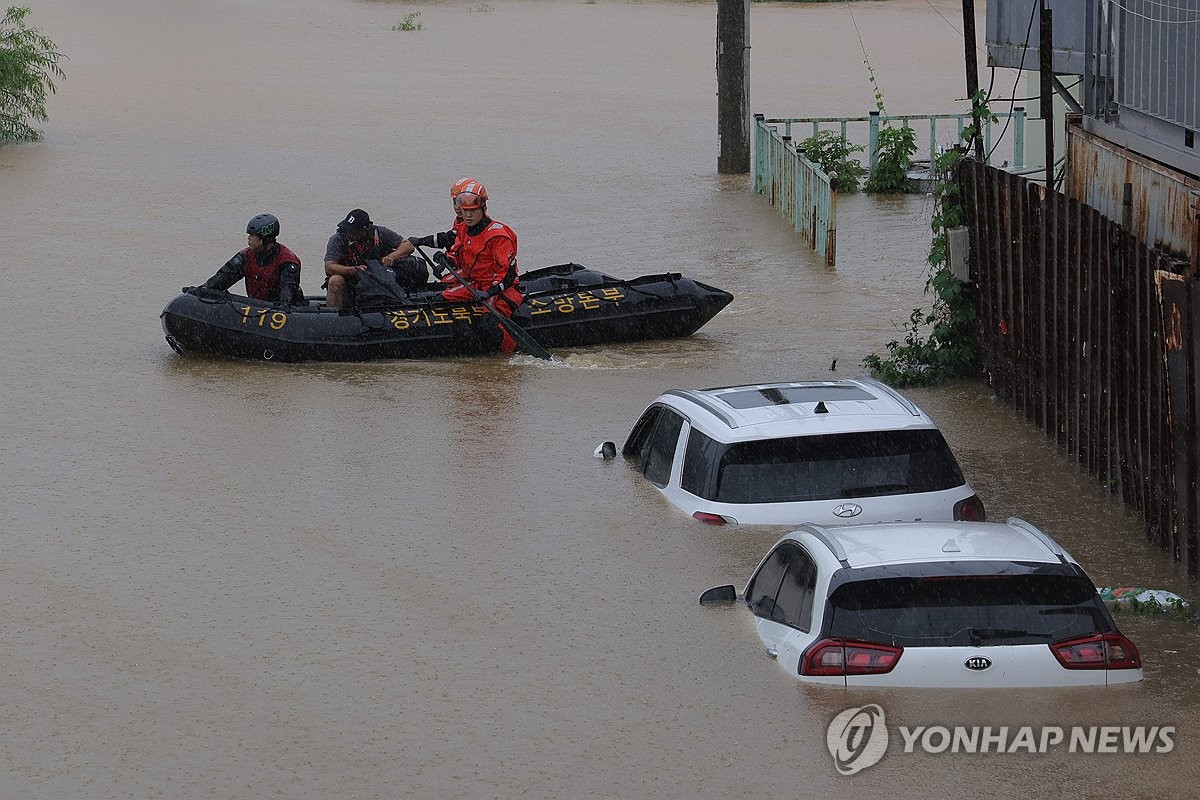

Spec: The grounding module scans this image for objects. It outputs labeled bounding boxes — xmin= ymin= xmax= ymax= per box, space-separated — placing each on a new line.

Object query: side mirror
xmin=593 ymin=441 xmax=617 ymax=460
xmin=698 ymin=585 xmax=737 ymax=605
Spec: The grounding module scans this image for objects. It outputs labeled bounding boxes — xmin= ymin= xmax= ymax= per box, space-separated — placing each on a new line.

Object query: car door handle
xmin=765 ymin=645 xmax=778 ymax=659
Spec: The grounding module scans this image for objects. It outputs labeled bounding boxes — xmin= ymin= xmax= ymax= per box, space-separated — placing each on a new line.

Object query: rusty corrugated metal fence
xmin=960 ymin=160 xmax=1199 ymax=574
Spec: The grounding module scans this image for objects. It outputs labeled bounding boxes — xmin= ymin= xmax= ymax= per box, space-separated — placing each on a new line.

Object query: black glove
xmin=431 ymin=251 xmax=449 ymax=279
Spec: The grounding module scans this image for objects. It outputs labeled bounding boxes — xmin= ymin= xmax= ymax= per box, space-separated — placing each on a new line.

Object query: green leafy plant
xmin=865 ymin=123 xmax=917 ymax=193
xmin=863 ymin=93 xmax=1000 ymax=386
xmin=797 ymin=131 xmax=864 ymax=193
xmin=862 ymin=146 xmax=977 ymax=386
xmin=1108 ymin=596 xmax=1195 ymax=623
xmin=861 ymin=56 xmax=916 ymax=194
xmin=391 ymin=13 xmax=423 ymax=31
xmin=0 ymin=6 xmax=65 ymax=142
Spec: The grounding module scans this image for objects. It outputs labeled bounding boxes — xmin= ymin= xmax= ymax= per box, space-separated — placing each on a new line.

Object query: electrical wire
xmin=990 ymin=78 xmax=1082 ymax=104
xmin=1108 ymin=0 xmax=1200 ymax=25
xmin=984 ymin=0 xmax=1041 ymax=164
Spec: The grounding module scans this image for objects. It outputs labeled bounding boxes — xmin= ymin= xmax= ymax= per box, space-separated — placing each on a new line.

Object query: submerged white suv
xmin=618 ymin=378 xmax=984 ymax=525
xmin=699 ymin=519 xmax=1144 ymax=688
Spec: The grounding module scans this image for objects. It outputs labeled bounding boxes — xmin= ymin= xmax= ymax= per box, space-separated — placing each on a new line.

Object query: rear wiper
xmin=967 ymin=627 xmax=1053 ymax=646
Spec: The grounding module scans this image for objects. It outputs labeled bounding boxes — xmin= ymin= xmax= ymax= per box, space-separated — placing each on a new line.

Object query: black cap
xmin=338 ymin=209 xmax=371 ymax=233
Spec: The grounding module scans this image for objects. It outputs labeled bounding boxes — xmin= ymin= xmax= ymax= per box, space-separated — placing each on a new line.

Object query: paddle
xmin=411 ymin=245 xmax=551 ymax=360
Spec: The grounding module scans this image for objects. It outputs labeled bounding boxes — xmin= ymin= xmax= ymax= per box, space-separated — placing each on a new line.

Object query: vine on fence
xmin=861 ymin=42 xmax=916 ymax=194
xmin=865 ymin=124 xmax=917 ymax=193
xmin=862 ymin=94 xmax=995 ymax=387
xmin=797 ymin=131 xmax=863 ymax=193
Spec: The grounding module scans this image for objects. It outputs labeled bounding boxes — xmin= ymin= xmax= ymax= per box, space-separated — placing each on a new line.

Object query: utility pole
xmin=961 ymin=0 xmax=983 ymax=160
xmin=717 ymin=0 xmax=750 ymax=174
xmin=1040 ymin=2 xmax=1055 ymax=190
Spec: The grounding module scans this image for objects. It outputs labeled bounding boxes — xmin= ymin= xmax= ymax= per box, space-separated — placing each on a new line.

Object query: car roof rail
xmin=854 ymin=376 xmax=922 ymax=417
xmin=795 ymin=523 xmax=851 ymax=567
xmin=1005 ymin=516 xmax=1068 ymax=563
xmin=662 ymin=389 xmax=739 ymax=429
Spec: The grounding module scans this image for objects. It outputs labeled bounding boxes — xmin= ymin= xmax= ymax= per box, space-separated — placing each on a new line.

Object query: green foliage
xmin=391 ymin=13 xmax=423 ymax=31
xmin=861 ymin=48 xmax=916 ymax=194
xmin=862 ymin=145 xmax=978 ymax=387
xmin=797 ymin=131 xmax=864 ymax=194
xmin=1108 ymin=596 xmax=1195 ymax=624
xmin=863 ymin=90 xmax=1001 ymax=385
xmin=865 ymin=123 xmax=917 ymax=193
xmin=0 ymin=6 xmax=65 ymax=142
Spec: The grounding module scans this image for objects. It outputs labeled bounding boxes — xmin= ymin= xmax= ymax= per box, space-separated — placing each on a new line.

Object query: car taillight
xmin=800 ymin=639 xmax=903 ymax=676
xmin=1050 ymin=633 xmax=1142 ymax=670
xmin=953 ymin=494 xmax=986 ymax=521
xmin=692 ymin=511 xmax=729 ymax=526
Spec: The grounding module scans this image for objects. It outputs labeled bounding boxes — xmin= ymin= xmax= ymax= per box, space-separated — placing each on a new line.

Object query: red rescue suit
xmin=442 ymin=218 xmax=523 ymax=352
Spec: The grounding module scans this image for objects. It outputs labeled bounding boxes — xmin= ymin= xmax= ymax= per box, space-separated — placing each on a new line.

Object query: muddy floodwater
xmin=2 ymin=0 xmax=1198 ymax=797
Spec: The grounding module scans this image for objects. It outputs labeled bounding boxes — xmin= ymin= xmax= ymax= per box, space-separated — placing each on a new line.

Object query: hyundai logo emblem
xmin=832 ymin=503 xmax=863 ymax=518
xmin=964 ymin=656 xmax=992 ymax=671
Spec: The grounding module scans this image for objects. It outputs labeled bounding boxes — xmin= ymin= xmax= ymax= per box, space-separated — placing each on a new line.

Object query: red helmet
xmin=450 ymin=177 xmax=479 ymax=199
xmin=455 ymin=187 xmax=487 ymax=211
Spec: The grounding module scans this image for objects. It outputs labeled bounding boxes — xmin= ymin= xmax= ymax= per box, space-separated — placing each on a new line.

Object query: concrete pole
xmin=717 ymin=0 xmax=750 ymax=174
xmin=961 ymin=0 xmax=984 ymax=160
xmin=1040 ymin=4 xmax=1055 ymax=190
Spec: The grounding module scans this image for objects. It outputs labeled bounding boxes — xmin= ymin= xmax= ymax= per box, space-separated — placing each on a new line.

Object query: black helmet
xmin=247 ymin=213 xmax=280 ymax=239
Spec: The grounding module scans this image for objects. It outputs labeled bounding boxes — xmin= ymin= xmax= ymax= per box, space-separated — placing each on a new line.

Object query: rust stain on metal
xmin=1067 ymin=122 xmax=1200 ymax=261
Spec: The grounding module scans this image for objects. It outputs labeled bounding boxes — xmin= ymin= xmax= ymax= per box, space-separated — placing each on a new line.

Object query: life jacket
xmin=243 ymin=243 xmax=301 ymax=300
xmin=344 ymin=229 xmax=382 ymax=266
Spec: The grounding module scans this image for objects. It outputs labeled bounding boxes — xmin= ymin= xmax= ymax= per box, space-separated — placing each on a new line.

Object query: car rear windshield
xmin=827 ymin=570 xmax=1113 ymax=647
xmin=707 ymin=429 xmax=965 ymax=504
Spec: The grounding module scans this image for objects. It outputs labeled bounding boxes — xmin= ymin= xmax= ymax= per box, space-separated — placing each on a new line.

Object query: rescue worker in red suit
xmin=396 ymin=181 xmax=523 ymax=352
xmin=186 ymin=214 xmax=304 ymax=305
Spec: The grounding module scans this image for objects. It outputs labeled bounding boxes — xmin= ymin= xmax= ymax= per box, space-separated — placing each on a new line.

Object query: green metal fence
xmin=753 ymin=109 xmax=1029 ymax=266
xmin=754 ymin=115 xmax=838 ymax=265
xmin=766 ymin=108 xmax=1027 ymax=172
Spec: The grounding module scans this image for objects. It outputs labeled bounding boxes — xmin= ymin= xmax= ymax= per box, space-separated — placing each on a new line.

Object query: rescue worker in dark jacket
xmin=187 ymin=214 xmax=303 ymax=305
xmin=323 ymin=208 xmax=428 ymax=310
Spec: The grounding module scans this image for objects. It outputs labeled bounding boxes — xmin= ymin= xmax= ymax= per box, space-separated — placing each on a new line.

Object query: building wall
xmin=1067 ymin=119 xmax=1200 ymax=263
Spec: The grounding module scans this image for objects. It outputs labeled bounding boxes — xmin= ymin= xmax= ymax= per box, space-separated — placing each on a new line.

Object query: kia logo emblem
xmin=833 ymin=503 xmax=863 ymax=518
xmin=964 ymin=656 xmax=992 ymax=671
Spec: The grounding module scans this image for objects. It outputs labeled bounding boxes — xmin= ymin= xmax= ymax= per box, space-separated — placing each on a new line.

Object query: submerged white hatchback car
xmin=618 ymin=378 xmax=984 ymax=525
xmin=699 ymin=519 xmax=1144 ymax=688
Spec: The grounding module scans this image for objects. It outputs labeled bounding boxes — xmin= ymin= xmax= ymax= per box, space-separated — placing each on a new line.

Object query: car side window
xmin=746 ymin=546 xmax=789 ymax=620
xmin=747 ymin=543 xmax=817 ymax=630
xmin=642 ymin=409 xmax=685 ymax=486
xmin=622 ymin=407 xmax=663 ymax=460
xmin=773 ymin=546 xmax=818 ymax=631
xmin=680 ymin=428 xmax=718 ymax=497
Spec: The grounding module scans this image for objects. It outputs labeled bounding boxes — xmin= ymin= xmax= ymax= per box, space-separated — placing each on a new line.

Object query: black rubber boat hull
xmin=161 ymin=263 xmax=733 ymax=362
